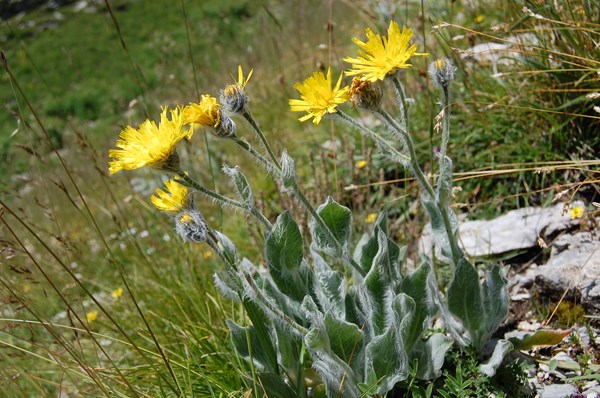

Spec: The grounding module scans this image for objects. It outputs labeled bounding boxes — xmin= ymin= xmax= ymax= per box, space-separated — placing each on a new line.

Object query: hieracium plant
xmin=109 ymin=21 xmax=511 ymax=397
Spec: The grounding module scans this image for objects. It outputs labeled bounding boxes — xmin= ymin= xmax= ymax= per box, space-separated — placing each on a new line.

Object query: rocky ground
xmin=422 ymin=201 xmax=599 ymax=397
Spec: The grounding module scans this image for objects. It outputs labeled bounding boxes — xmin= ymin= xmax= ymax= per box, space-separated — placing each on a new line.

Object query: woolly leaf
xmin=413 ymin=333 xmax=453 ymax=380
xmin=400 ymin=261 xmax=436 ymax=351
xmin=265 ymin=211 xmax=311 ymax=301
xmin=254 ymin=373 xmax=297 ymax=398
xmin=363 ymin=228 xmax=392 ymax=336
xmin=365 ymin=327 xmax=409 ymax=393
xmin=227 ymin=320 xmax=273 ymax=372
xmin=241 ymin=299 xmax=279 ymax=373
xmin=223 ymin=165 xmax=254 ymax=209
xmin=324 ymin=315 xmax=364 ymax=366
xmin=483 ymin=265 xmax=509 ymax=339
xmin=310 ymin=196 xmax=352 ymax=254
xmin=421 ymin=195 xmax=461 ymax=261
xmin=447 ymin=258 xmax=485 ymax=349
xmin=480 ymin=339 xmax=514 ymax=377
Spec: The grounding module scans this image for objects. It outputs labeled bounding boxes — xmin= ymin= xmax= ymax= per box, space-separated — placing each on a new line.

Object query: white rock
xmin=538 ymin=383 xmax=577 ymax=398
xmin=420 ymin=202 xmax=582 ymax=258
xmin=535 ymin=230 xmax=600 ymax=312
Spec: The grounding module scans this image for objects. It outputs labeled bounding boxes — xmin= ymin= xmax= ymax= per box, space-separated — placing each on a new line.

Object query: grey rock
xmin=534 ymin=230 xmax=600 ymax=313
xmin=538 ymin=383 xmax=577 ymax=398
xmin=420 ymin=202 xmax=582 ymax=258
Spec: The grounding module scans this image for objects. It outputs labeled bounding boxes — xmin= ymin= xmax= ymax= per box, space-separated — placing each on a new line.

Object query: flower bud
xmin=220 ymin=84 xmax=249 ymax=114
xmin=213 ymin=111 xmax=236 ymax=138
xmin=220 ymin=65 xmax=253 ymax=115
xmin=175 ymin=209 xmax=208 ymax=243
xmin=348 ymin=77 xmax=383 ymax=110
xmin=428 ymin=58 xmax=456 ymax=89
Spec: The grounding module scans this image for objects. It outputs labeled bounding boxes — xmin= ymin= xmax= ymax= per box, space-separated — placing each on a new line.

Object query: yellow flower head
xmin=221 ymin=65 xmax=253 ymax=114
xmin=86 ymin=310 xmax=98 ymax=323
xmin=289 ymin=68 xmax=349 ymax=125
xmin=151 ymin=178 xmax=190 ymax=212
xmin=108 ymin=107 xmax=186 ymax=174
xmin=366 ymin=213 xmax=377 ymax=223
xmin=183 ymin=95 xmax=221 ymax=128
xmin=356 ymin=160 xmax=367 ymax=169
xmin=570 ymin=206 xmax=584 ymax=220
xmin=344 ymin=21 xmax=428 ymax=82
xmin=111 ymin=287 xmax=123 ymax=299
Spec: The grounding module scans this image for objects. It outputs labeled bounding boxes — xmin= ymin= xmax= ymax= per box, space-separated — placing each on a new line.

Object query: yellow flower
xmin=356 ymin=160 xmax=367 ymax=169
xmin=344 ymin=21 xmax=428 ymax=82
xmin=203 ymin=250 xmax=213 ymax=260
xmin=86 ymin=310 xmax=98 ymax=323
xmin=183 ymin=95 xmax=221 ymax=128
xmin=111 ymin=287 xmax=123 ymax=299
xmin=366 ymin=213 xmax=377 ymax=223
xmin=289 ymin=68 xmax=349 ymax=125
xmin=151 ymin=178 xmax=189 ymax=212
xmin=108 ymin=107 xmax=186 ymax=174
xmin=475 ymin=15 xmax=485 ymax=23
xmin=570 ymin=206 xmax=584 ymax=220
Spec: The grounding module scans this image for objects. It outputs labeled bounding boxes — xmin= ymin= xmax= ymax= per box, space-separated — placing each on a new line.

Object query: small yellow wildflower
xmin=366 ymin=213 xmax=377 ymax=223
xmin=344 ymin=21 xmax=428 ymax=82
xmin=475 ymin=15 xmax=485 ymax=23
xmin=183 ymin=95 xmax=221 ymax=128
xmin=111 ymin=287 xmax=123 ymax=299
xmin=108 ymin=107 xmax=186 ymax=174
xmin=289 ymin=67 xmax=349 ymax=125
xmin=203 ymin=250 xmax=213 ymax=260
xmin=151 ymin=178 xmax=189 ymax=212
xmin=86 ymin=310 xmax=98 ymax=323
xmin=356 ymin=160 xmax=367 ymax=169
xmin=570 ymin=206 xmax=584 ymax=220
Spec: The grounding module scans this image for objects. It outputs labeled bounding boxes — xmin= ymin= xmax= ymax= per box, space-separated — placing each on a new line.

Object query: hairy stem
xmin=176 ymin=170 xmax=272 ymax=229
xmin=243 ymin=111 xmax=282 ymax=170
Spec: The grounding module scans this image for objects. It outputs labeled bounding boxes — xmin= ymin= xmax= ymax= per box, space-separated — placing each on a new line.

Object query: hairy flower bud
xmin=213 ymin=111 xmax=237 ymax=138
xmin=220 ymin=84 xmax=250 ymax=114
xmin=220 ymin=65 xmax=253 ymax=115
xmin=349 ymin=77 xmax=383 ymax=110
xmin=176 ymin=209 xmax=207 ymax=243
xmin=428 ymin=58 xmax=456 ymax=89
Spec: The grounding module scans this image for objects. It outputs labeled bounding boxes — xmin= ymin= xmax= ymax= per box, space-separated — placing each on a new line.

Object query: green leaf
xmin=362 ymin=228 xmax=392 ymax=336
xmin=355 ymin=211 xmax=405 ymax=277
xmin=241 ymin=299 xmax=279 ymax=374
xmin=400 ymin=261 xmax=436 ymax=351
xmin=310 ymin=197 xmax=352 ymax=253
xmin=413 ymin=333 xmax=453 ymax=380
xmin=265 ymin=211 xmax=311 ymax=301
xmin=311 ymin=251 xmax=345 ymax=318
xmin=365 ymin=327 xmax=409 ymax=393
xmin=510 ymin=329 xmax=572 ymax=351
xmin=421 ymin=195 xmax=460 ymax=260
xmin=480 ymin=339 xmax=514 ymax=376
xmin=447 ymin=259 xmax=485 ymax=349
xmin=254 ymin=373 xmax=297 ymax=398
xmin=227 ymin=319 xmax=275 ymax=373
xmin=324 ymin=315 xmax=364 ymax=366
xmin=223 ymin=165 xmax=254 ymax=208
xmin=482 ymin=266 xmax=509 ymax=338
